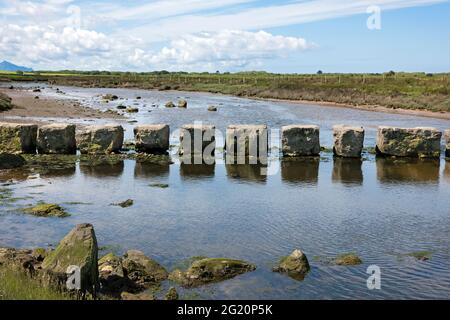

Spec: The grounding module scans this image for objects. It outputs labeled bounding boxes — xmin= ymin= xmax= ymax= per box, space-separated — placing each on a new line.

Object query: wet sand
xmin=0 ymin=88 xmax=124 ymax=123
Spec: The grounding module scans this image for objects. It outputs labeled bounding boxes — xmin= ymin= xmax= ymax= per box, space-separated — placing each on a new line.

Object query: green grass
xmin=0 ymin=267 xmax=70 ymax=300
xmin=1 ymin=71 xmax=450 ymax=112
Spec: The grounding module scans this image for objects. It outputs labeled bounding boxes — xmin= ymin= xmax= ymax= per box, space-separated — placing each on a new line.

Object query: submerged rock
xmin=122 ymin=250 xmax=168 ymax=288
xmin=178 ymin=99 xmax=188 ymax=108
xmin=165 ymin=101 xmax=175 ymax=108
xmin=126 ymin=107 xmax=139 ymax=113
xmin=376 ymin=126 xmax=442 ymax=158
xmin=273 ymin=249 xmax=310 ymax=280
xmin=0 ymin=153 xmax=26 ymax=170
xmin=112 ymin=199 xmax=134 ymax=208
xmin=21 ymin=203 xmax=69 ymax=217
xmin=332 ymin=253 xmax=362 ymax=266
xmin=41 ymin=223 xmax=99 ymax=293
xmin=165 ymin=287 xmax=179 ymax=300
xmin=169 ymin=257 xmax=256 ymax=287
xmin=405 ymin=251 xmax=432 ymax=261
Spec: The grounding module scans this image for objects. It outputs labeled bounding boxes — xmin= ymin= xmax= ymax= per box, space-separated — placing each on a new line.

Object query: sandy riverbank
xmin=0 ymin=88 xmax=124 ymax=124
xmin=250 ymin=96 xmax=450 ymax=121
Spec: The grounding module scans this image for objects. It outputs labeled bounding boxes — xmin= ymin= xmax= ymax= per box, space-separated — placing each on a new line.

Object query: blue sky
xmin=0 ymin=0 xmax=449 ymax=73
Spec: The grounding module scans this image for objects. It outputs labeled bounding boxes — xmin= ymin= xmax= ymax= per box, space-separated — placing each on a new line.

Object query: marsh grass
xmin=0 ymin=267 xmax=70 ymax=300
xmin=2 ymin=71 xmax=449 ymax=112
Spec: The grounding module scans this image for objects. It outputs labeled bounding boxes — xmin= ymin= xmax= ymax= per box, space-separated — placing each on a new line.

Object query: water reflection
xmin=226 ymin=164 xmax=267 ymax=183
xmin=332 ymin=158 xmax=363 ymax=186
xmin=134 ymin=162 xmax=170 ymax=179
xmin=445 ymin=161 xmax=450 ymax=183
xmin=281 ymin=158 xmax=319 ymax=185
xmin=376 ymin=158 xmax=440 ymax=184
xmin=79 ymin=160 xmax=125 ymax=177
xmin=180 ymin=163 xmax=215 ymax=179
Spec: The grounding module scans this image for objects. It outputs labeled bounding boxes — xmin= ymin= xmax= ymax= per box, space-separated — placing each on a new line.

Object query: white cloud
xmin=127 ymin=30 xmax=314 ymax=71
xmin=0 ymin=24 xmax=112 ymax=66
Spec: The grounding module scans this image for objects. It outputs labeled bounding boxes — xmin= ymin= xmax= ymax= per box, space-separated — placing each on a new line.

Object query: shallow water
xmin=1 ymin=83 xmax=450 ymax=299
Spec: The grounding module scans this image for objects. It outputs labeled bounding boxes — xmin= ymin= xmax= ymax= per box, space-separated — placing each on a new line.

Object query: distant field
xmin=1 ymin=71 xmax=449 ymax=112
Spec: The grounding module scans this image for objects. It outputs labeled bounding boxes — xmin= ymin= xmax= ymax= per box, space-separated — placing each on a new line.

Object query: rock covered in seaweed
xmin=169 ymin=257 xmax=256 ymax=287
xmin=273 ymin=249 xmax=310 ymax=280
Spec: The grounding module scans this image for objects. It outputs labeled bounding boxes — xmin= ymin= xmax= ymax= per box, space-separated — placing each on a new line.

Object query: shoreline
xmin=247 ymin=96 xmax=450 ymax=121
xmin=1 ymin=82 xmax=450 ymax=122
xmin=0 ymin=87 xmax=124 ymax=124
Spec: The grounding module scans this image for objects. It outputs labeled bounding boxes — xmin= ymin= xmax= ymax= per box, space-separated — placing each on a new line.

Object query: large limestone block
xmin=42 ymin=223 xmax=98 ymax=293
xmin=77 ymin=124 xmax=124 ymax=154
xmin=0 ymin=122 xmax=37 ymax=154
xmin=445 ymin=130 xmax=450 ymax=158
xmin=179 ymin=124 xmax=215 ymax=157
xmin=376 ymin=126 xmax=441 ymax=158
xmin=281 ymin=125 xmax=320 ymax=156
xmin=134 ymin=125 xmax=170 ymax=153
xmin=37 ymin=124 xmax=76 ymax=154
xmin=225 ymin=125 xmax=268 ymax=158
xmin=333 ymin=125 xmax=365 ymax=158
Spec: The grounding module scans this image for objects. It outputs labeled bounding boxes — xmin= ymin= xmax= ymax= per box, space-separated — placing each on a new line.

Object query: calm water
xmin=1 ymin=83 xmax=450 ymax=299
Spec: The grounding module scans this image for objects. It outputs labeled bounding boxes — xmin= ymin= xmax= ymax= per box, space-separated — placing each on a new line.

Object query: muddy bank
xmin=0 ymin=88 xmax=124 ymax=123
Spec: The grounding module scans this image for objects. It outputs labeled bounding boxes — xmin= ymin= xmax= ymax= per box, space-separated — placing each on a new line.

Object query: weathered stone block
xmin=42 ymin=223 xmax=98 ymax=293
xmin=179 ymin=124 xmax=215 ymax=157
xmin=445 ymin=130 xmax=450 ymax=158
xmin=376 ymin=126 xmax=442 ymax=158
xmin=134 ymin=125 xmax=170 ymax=153
xmin=225 ymin=125 xmax=268 ymax=159
xmin=281 ymin=125 xmax=320 ymax=156
xmin=0 ymin=122 xmax=37 ymax=154
xmin=76 ymin=124 xmax=124 ymax=154
xmin=37 ymin=124 xmax=76 ymax=154
xmin=333 ymin=125 xmax=365 ymax=158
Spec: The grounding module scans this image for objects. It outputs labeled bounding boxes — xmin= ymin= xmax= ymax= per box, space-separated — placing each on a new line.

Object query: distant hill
xmin=0 ymin=60 xmax=33 ymax=72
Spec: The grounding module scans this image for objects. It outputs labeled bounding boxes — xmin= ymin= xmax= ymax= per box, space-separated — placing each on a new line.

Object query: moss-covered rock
xmin=76 ymin=125 xmax=124 ymax=155
xmin=376 ymin=127 xmax=442 ymax=158
xmin=120 ymin=291 xmax=155 ymax=300
xmin=21 ymin=203 xmax=69 ymax=218
xmin=0 ymin=92 xmax=13 ymax=112
xmin=406 ymin=251 xmax=432 ymax=261
xmin=332 ymin=253 xmax=362 ymax=266
xmin=273 ymin=249 xmax=310 ymax=280
xmin=42 ymin=223 xmax=99 ymax=294
xmin=122 ymin=250 xmax=168 ymax=288
xmin=165 ymin=101 xmax=175 ymax=108
xmin=31 ymin=248 xmax=49 ymax=262
xmin=165 ymin=287 xmax=179 ymax=300
xmin=169 ymin=257 xmax=256 ymax=287
xmin=0 ymin=153 xmax=26 ymax=170
xmin=0 ymin=123 xmax=37 ymax=154
xmin=111 ymin=199 xmax=134 ymax=208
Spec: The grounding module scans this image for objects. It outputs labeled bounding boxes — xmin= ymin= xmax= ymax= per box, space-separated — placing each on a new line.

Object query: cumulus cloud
xmin=0 ymin=24 xmax=112 ymax=66
xmin=128 ymin=30 xmax=314 ymax=71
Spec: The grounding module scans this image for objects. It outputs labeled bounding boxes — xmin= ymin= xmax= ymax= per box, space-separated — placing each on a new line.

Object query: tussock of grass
xmin=0 ymin=267 xmax=70 ymax=300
